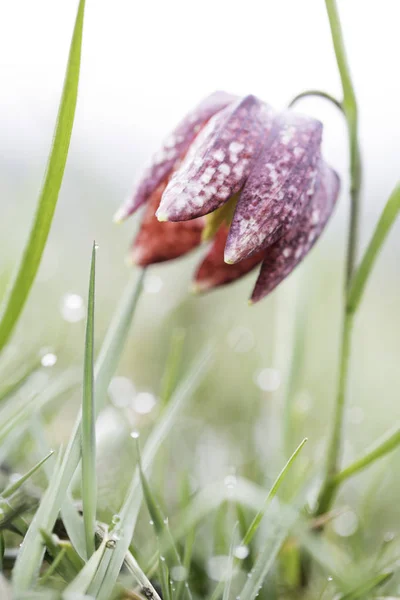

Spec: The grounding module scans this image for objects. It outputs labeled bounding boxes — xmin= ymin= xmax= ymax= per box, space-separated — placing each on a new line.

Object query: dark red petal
xmin=250 ymin=162 xmax=340 ymax=303
xmin=225 ymin=111 xmax=322 ymax=264
xmin=193 ymin=225 xmax=263 ymax=292
xmin=115 ymin=91 xmax=236 ymax=222
xmin=157 ymin=95 xmax=275 ymax=222
xmin=129 ymin=181 xmax=204 ymax=266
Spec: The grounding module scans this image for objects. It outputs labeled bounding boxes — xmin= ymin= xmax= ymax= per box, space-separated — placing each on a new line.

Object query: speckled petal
xmin=250 ymin=162 xmax=340 ymax=303
xmin=129 ymin=181 xmax=204 ymax=266
xmin=225 ymin=111 xmax=322 ymax=264
xmin=114 ymin=91 xmax=236 ymax=222
xmin=157 ymin=95 xmax=275 ymax=222
xmin=193 ymin=225 xmax=264 ymax=292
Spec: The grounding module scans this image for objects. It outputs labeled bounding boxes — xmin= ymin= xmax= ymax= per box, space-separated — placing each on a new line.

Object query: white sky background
xmin=0 ymin=0 xmax=399 ymax=226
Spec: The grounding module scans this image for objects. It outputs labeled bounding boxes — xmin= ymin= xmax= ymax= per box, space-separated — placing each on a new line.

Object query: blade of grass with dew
xmin=0 ymin=0 xmax=86 ymax=353
xmin=221 ymin=523 xmax=239 ymax=600
xmin=122 ymin=551 xmax=163 ymax=600
xmin=237 ymin=507 xmax=298 ymax=600
xmin=12 ymin=271 xmax=145 ymax=591
xmin=30 ymin=416 xmax=87 ymax=561
xmin=81 ymin=242 xmax=97 ymax=558
xmin=96 ymin=345 xmax=213 ymax=600
xmin=136 ymin=439 xmax=191 ymax=600
xmin=242 ymin=438 xmax=307 ymax=547
xmin=207 ymin=441 xmax=307 ymax=600
xmin=1 ymin=450 xmax=54 ymax=499
xmin=62 ymin=535 xmax=108 ymax=596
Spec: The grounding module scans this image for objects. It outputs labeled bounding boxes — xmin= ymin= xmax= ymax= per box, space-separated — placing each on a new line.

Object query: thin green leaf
xmin=0 ymin=532 xmax=4 ymax=571
xmin=2 ymin=451 xmax=54 ymax=499
xmin=81 ymin=242 xmax=97 ymax=558
xmin=158 ymin=556 xmax=173 ymax=600
xmin=40 ymin=529 xmax=83 ymax=583
xmin=333 ymin=425 xmax=400 ymax=486
xmin=241 ymin=438 xmax=307 ymax=547
xmin=39 ymin=548 xmax=67 ymax=586
xmin=63 ymin=535 xmax=108 ymax=596
xmin=123 ymin=551 xmax=163 ymax=600
xmin=337 ymin=572 xmax=393 ymax=600
xmin=12 ymin=272 xmax=145 ymax=592
xmin=96 ymin=345 xmax=213 ymax=600
xmin=0 ymin=0 xmax=86 ymax=353
xmin=222 ymin=524 xmax=238 ymax=600
xmin=348 ymin=183 xmax=400 ymax=313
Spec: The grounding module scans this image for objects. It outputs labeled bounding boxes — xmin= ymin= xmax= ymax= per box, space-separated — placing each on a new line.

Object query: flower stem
xmin=316 ymin=0 xmax=362 ymax=515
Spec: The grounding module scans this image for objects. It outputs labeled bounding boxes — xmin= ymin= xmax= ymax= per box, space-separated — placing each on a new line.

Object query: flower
xmin=115 ymin=92 xmax=340 ymax=303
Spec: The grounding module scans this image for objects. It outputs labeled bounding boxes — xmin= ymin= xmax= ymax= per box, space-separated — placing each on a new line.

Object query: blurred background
xmin=0 ymin=0 xmax=399 ymax=550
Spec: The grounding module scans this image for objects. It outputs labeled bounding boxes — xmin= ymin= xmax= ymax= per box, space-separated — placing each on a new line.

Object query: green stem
xmin=316 ymin=0 xmax=362 ymax=515
xmin=288 ymin=90 xmax=343 ymax=113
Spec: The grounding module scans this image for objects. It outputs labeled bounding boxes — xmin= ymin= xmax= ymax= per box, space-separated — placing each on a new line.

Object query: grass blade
xmin=81 ymin=243 xmax=97 ymax=557
xmin=63 ymin=535 xmax=108 ymax=596
xmin=2 ymin=450 xmax=54 ymax=499
xmin=0 ymin=0 xmax=86 ymax=353
xmin=96 ymin=345 xmax=213 ymax=600
xmin=337 ymin=572 xmax=393 ymax=600
xmin=12 ymin=272 xmax=145 ymax=591
xmin=242 ymin=438 xmax=307 ymax=547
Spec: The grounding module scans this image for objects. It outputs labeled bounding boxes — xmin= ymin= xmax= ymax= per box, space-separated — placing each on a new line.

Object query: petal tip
xmin=113 ymin=206 xmax=128 ymax=224
xmin=156 ymin=210 xmax=169 ymax=222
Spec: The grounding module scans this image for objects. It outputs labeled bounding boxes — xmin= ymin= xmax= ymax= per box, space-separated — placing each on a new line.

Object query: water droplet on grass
xmin=254 ymin=368 xmax=281 ymax=392
xmin=41 ymin=352 xmax=57 ymax=367
xmin=234 ymin=545 xmax=249 ymax=559
xmin=60 ymin=293 xmax=85 ymax=323
xmin=130 ymin=430 xmax=140 ymax=439
xmin=133 ymin=392 xmax=157 ymax=415
xmin=171 ymin=566 xmax=188 ymax=582
xmin=333 ymin=510 xmax=358 ymax=537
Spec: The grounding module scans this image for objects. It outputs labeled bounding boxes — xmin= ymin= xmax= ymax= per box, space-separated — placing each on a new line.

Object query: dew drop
xmin=234 ymin=545 xmax=249 ymax=560
xmin=384 ymin=531 xmax=395 ymax=543
xmin=60 ymin=293 xmax=85 ymax=323
xmin=206 ymin=555 xmax=233 ymax=582
xmin=133 ymin=392 xmax=157 ymax=415
xmin=41 ymin=352 xmax=57 ymax=367
xmin=254 ymin=368 xmax=281 ymax=392
xmin=109 ymin=376 xmax=135 ymax=408
xmin=224 ymin=474 xmax=237 ymax=489
xmin=149 ymin=520 xmax=154 ymax=526
xmin=130 ymin=430 xmax=140 ymax=439
xmin=112 ymin=514 xmax=121 ymax=525
xmin=171 ymin=566 xmax=188 ymax=582
xmin=333 ymin=510 xmax=358 ymax=537
xmin=163 ymin=517 xmax=169 ymax=525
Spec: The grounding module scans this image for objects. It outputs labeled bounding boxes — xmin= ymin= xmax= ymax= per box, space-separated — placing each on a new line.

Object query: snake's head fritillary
xmin=115 ymin=92 xmax=340 ymax=303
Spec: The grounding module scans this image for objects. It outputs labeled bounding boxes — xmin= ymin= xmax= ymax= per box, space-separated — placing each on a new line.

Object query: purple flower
xmin=115 ymin=92 xmax=340 ymax=303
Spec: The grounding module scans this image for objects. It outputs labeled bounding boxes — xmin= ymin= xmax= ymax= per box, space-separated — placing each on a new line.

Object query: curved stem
xmin=315 ymin=0 xmax=363 ymax=515
xmin=289 ymin=89 xmax=343 ymax=113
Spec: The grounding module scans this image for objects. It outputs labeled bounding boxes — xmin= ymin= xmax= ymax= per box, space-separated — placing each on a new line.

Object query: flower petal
xmin=193 ymin=225 xmax=263 ymax=292
xmin=225 ymin=111 xmax=322 ymax=264
xmin=250 ymin=162 xmax=340 ymax=303
xmin=157 ymin=95 xmax=275 ymax=222
xmin=129 ymin=181 xmax=204 ymax=266
xmin=114 ymin=91 xmax=236 ymax=223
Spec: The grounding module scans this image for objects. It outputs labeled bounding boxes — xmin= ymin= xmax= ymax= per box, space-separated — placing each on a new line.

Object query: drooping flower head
xmin=115 ymin=92 xmax=339 ymax=303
